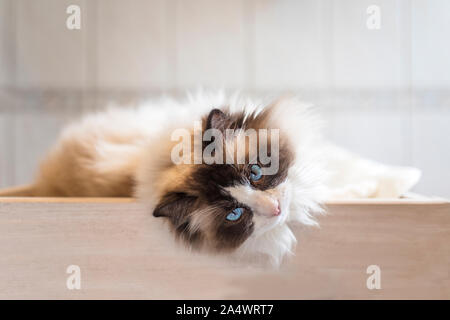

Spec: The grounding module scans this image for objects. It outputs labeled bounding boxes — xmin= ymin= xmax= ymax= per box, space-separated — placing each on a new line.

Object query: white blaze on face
xmin=225 ymin=182 xmax=291 ymax=235
xmin=226 ymin=185 xmax=279 ymax=217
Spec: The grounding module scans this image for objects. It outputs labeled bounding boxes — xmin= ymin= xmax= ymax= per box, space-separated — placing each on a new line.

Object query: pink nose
xmin=255 ymin=195 xmax=281 ymax=217
xmin=272 ymin=201 xmax=281 ymax=216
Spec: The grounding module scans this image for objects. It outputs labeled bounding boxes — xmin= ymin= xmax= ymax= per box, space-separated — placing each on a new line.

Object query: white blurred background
xmin=0 ymin=0 xmax=449 ymax=197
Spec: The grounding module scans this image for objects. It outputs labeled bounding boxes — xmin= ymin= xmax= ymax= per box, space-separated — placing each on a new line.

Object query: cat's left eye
xmin=250 ymin=164 xmax=262 ymax=181
xmin=226 ymin=208 xmax=243 ymax=221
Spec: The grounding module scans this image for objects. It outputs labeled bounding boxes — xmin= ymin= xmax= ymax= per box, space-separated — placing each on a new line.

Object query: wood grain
xmin=0 ymin=199 xmax=448 ymax=299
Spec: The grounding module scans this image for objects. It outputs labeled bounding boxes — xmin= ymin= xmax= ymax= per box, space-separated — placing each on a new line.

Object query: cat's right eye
xmin=250 ymin=164 xmax=262 ymax=181
xmin=226 ymin=208 xmax=243 ymax=221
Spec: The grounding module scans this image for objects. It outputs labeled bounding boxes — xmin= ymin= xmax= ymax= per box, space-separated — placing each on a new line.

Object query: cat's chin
xmin=232 ymin=223 xmax=297 ymax=267
xmin=229 ymin=181 xmax=317 ymax=267
xmin=250 ymin=204 xmax=288 ymax=238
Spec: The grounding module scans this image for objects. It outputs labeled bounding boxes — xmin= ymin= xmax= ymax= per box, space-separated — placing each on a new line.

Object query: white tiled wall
xmin=332 ymin=0 xmax=409 ymax=88
xmin=412 ymin=0 xmax=450 ymax=88
xmin=0 ymin=112 xmax=13 ymax=186
xmin=175 ymin=0 xmax=246 ymax=88
xmin=15 ymin=0 xmax=90 ymax=88
xmin=252 ymin=0 xmax=328 ymax=89
xmin=0 ymin=0 xmax=13 ymax=86
xmin=0 ymin=0 xmax=449 ymax=197
xmin=327 ymin=101 xmax=410 ymax=166
xmin=412 ymin=99 xmax=450 ymax=197
xmin=97 ymin=0 xmax=169 ymax=88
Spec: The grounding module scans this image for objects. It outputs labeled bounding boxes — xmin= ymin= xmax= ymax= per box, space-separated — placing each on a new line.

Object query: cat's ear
xmin=153 ymin=192 xmax=203 ymax=246
xmin=205 ymin=108 xmax=229 ymax=132
xmin=153 ymin=192 xmax=197 ymax=224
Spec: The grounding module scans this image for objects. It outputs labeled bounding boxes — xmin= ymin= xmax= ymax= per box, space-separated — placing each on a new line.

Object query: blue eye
xmin=250 ymin=164 xmax=262 ymax=181
xmin=226 ymin=208 xmax=243 ymax=221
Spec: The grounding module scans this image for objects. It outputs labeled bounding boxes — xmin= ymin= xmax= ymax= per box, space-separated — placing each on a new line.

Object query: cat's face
xmin=152 ymin=107 xmax=295 ymax=253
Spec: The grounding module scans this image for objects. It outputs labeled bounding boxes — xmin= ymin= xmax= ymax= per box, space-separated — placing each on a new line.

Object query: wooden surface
xmin=0 ymin=185 xmax=448 ymax=205
xmin=0 ymin=197 xmax=449 ymax=299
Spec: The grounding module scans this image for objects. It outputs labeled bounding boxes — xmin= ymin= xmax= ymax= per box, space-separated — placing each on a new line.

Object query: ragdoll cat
xmin=32 ymin=93 xmax=326 ymax=265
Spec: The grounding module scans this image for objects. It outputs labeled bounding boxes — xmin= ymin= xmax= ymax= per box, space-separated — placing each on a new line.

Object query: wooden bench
xmin=0 ymin=185 xmax=449 ymax=299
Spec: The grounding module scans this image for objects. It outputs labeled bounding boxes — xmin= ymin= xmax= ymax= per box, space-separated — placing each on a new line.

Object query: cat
xmin=32 ymin=92 xmax=326 ymax=265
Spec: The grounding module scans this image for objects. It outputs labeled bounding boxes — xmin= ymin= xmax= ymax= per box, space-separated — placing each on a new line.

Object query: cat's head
xmin=137 ymin=97 xmax=324 ymax=265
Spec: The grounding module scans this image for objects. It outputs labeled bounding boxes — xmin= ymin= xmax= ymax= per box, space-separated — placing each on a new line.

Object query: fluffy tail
xmin=0 ymin=184 xmax=36 ymax=197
